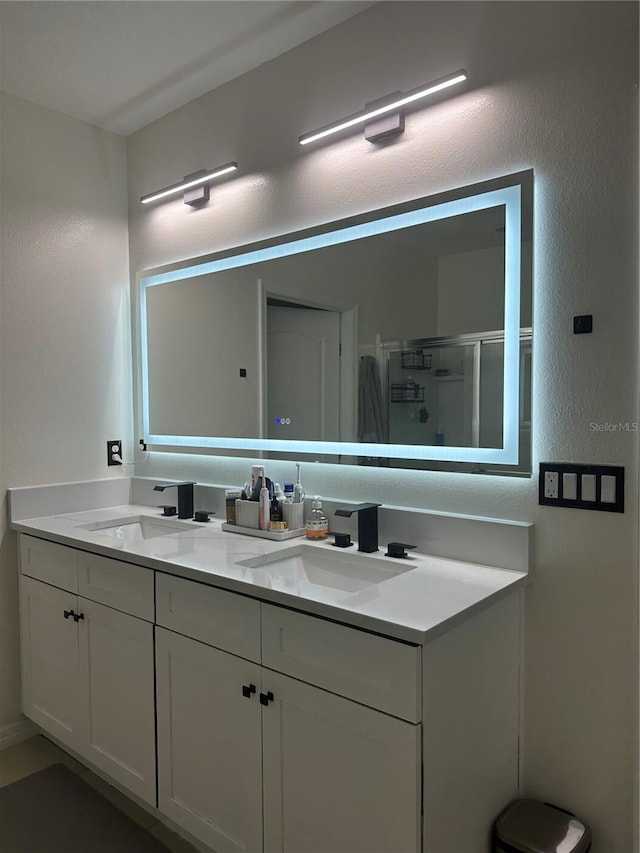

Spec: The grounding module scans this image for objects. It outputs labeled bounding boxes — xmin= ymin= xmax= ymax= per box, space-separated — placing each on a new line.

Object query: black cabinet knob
xmin=63 ymin=609 xmax=74 ymax=620
xmin=73 ymin=612 xmax=85 ymax=622
xmin=242 ymin=684 xmax=256 ymax=699
xmin=259 ymin=691 xmax=274 ymax=706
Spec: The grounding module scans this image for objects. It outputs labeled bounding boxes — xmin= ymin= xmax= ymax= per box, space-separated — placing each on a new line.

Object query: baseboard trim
xmin=0 ymin=717 xmax=37 ymax=750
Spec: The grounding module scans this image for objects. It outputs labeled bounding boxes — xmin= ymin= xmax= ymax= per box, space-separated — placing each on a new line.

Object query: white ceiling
xmin=0 ymin=1 xmax=374 ymax=135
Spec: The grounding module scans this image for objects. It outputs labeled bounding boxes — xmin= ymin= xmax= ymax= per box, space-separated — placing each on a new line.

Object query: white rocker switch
xmin=581 ymin=474 xmax=596 ymax=502
xmin=600 ymin=475 xmax=616 ymax=504
xmin=562 ymin=473 xmax=577 ymax=501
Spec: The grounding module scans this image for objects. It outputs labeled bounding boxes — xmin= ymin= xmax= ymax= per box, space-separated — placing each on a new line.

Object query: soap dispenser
xmin=305 ymin=497 xmax=328 ymax=541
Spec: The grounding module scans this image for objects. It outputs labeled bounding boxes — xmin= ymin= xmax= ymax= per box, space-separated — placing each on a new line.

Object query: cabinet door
xmin=77 ymin=598 xmax=156 ymax=805
xmin=156 ymin=627 xmax=263 ymax=853
xmin=19 ymin=575 xmax=81 ymax=749
xmin=262 ymin=671 xmax=421 ymax=853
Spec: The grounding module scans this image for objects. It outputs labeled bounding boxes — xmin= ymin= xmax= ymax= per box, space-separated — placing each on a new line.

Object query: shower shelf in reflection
xmin=400 ymin=351 xmax=432 ymax=371
xmin=390 ymin=384 xmax=425 ymax=403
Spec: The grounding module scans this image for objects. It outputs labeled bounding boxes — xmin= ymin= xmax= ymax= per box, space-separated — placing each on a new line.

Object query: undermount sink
xmin=77 ymin=515 xmax=192 ymax=541
xmin=236 ymin=544 xmax=414 ymax=593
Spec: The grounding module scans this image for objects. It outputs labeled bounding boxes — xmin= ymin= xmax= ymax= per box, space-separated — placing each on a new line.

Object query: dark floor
xmin=0 ymin=735 xmax=198 ymax=853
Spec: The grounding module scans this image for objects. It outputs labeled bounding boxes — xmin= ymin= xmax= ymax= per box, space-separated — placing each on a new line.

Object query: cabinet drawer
xmin=77 ymin=552 xmax=154 ymax=621
xmin=20 ymin=535 xmax=78 ymax=592
xmin=156 ymin=573 xmax=261 ymax=663
xmin=262 ymin=605 xmax=421 ymax=722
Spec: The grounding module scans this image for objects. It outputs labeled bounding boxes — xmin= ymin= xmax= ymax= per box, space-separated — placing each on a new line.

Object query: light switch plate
xmin=539 ymin=463 xmax=624 ymax=512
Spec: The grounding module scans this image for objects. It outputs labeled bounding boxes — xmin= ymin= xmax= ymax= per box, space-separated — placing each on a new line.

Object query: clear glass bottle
xmin=305 ymin=496 xmax=328 ymax=540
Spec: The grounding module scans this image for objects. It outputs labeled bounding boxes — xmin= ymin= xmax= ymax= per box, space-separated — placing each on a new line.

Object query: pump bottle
xmin=305 ymin=496 xmax=328 ymax=540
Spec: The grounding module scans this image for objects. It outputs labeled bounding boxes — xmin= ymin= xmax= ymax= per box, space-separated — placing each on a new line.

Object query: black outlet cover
xmin=107 ymin=440 xmax=122 ymax=466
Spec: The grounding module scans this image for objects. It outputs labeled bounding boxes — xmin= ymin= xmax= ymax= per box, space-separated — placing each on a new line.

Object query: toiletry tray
xmin=221 ymin=523 xmax=306 ymax=541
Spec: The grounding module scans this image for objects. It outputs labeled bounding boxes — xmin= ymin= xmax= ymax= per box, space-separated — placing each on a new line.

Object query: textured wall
xmin=0 ymin=93 xmax=131 ymax=728
xmin=127 ymin=3 xmax=639 ymax=846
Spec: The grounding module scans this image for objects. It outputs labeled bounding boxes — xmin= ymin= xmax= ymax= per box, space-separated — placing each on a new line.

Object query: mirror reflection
xmin=138 ymin=172 xmax=532 ymax=472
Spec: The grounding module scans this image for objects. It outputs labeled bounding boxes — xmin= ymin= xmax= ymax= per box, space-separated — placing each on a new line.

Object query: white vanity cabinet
xmin=155 ymin=572 xmax=421 ymax=853
xmin=17 ymin=529 xmax=521 ymax=853
xmin=18 ymin=535 xmax=156 ymax=806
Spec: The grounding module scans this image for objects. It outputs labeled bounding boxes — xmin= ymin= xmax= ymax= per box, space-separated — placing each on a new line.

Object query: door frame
xmin=262 ymin=288 xmax=357 ymax=447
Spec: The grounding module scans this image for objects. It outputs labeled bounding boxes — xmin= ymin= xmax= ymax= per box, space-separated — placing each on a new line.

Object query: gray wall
xmin=127 ymin=3 xmax=639 ymax=848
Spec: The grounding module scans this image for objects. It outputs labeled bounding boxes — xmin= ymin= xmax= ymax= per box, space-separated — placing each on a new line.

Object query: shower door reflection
xmin=379 ymin=329 xmax=531 ymax=471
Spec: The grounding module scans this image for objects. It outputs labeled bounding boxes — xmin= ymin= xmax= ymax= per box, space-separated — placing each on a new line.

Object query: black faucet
xmin=153 ymin=482 xmax=195 ymax=520
xmin=334 ymin=502 xmax=381 ymax=553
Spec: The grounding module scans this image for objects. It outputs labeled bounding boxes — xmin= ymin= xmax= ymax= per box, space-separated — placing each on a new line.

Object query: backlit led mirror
xmin=135 ymin=171 xmax=532 ymax=473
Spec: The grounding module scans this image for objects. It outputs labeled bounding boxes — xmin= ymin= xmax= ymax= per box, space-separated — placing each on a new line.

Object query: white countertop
xmin=11 ymin=504 xmax=528 ymax=644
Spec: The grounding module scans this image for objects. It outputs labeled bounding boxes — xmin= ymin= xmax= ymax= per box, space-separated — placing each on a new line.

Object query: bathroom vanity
xmin=11 ymin=485 xmax=529 ymax=853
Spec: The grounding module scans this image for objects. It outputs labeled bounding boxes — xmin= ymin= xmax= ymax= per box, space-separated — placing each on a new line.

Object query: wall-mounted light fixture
xmin=140 ymin=162 xmax=238 ymax=206
xmin=298 ymin=70 xmax=467 ymax=146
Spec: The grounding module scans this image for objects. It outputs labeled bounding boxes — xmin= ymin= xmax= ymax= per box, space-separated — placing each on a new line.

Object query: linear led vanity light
xmin=299 ymin=70 xmax=467 ymax=146
xmin=140 ymin=162 xmax=238 ymax=205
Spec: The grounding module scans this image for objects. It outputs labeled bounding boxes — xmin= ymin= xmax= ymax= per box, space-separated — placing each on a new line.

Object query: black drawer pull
xmin=73 ymin=612 xmax=85 ymax=622
xmin=259 ymin=691 xmax=274 ymax=707
xmin=242 ymin=684 xmax=256 ymax=699
xmin=63 ymin=609 xmax=74 ymax=620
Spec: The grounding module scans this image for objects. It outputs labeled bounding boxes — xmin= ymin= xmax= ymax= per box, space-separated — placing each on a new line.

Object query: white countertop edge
xmin=152 ymin=557 xmax=528 ymax=645
xmin=11 ymin=504 xmax=529 ymax=646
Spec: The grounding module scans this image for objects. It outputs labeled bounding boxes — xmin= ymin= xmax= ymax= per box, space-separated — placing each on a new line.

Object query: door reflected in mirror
xmin=137 ymin=171 xmax=532 ymax=473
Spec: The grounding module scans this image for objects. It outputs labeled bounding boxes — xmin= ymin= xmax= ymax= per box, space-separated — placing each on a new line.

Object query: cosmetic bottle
xmin=259 ymin=467 xmax=270 ymax=530
xmin=270 ymin=485 xmax=284 ymax=527
xmin=274 ymin=483 xmax=285 ymax=509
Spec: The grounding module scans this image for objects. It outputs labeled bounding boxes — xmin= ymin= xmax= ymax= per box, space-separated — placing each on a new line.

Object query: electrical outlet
xmin=544 ymin=470 xmax=559 ymax=499
xmin=107 ymin=440 xmax=122 ymax=466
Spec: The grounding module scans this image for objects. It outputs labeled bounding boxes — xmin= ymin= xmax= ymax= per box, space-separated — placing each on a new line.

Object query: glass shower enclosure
xmin=379 ymin=329 xmax=532 ymax=471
